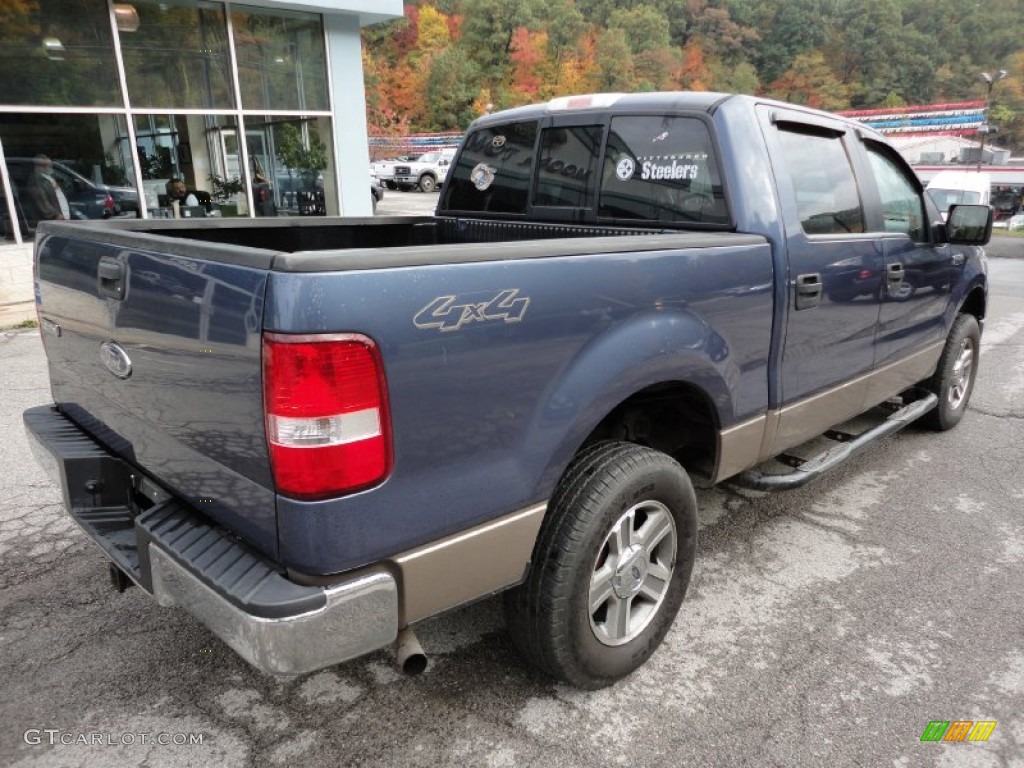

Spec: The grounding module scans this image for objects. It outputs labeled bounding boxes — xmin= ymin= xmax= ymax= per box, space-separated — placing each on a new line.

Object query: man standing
xmin=27 ymin=155 xmax=71 ymax=222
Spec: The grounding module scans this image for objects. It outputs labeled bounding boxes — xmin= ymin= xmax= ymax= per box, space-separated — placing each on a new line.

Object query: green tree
xmin=732 ymin=0 xmax=832 ymax=84
xmin=588 ymin=28 xmax=636 ymax=91
xmin=458 ymin=0 xmax=542 ymax=79
xmin=423 ymin=48 xmax=483 ymax=129
xmin=767 ymin=51 xmax=851 ymax=111
xmin=608 ymin=5 xmax=670 ymax=54
xmin=277 ymin=123 xmax=327 ymax=185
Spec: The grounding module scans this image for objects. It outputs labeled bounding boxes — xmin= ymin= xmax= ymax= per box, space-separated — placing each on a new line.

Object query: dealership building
xmin=0 ymin=0 xmax=402 ymax=323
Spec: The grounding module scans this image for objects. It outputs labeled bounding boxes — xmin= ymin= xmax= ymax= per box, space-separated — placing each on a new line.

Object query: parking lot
xmin=1 ymin=219 xmax=1022 ymax=765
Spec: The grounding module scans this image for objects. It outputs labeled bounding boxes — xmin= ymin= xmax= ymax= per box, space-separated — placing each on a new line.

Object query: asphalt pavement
xmin=1 ymin=206 xmax=1022 ymax=766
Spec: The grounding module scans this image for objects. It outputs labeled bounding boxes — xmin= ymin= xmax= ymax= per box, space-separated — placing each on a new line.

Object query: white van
xmin=926 ymin=171 xmax=991 ymax=220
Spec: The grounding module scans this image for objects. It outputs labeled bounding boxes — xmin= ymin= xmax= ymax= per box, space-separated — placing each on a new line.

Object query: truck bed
xmin=55 ymin=215 xmax=759 ymax=269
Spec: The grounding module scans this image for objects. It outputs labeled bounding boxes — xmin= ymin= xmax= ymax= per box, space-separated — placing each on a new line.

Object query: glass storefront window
xmin=129 ymin=114 xmax=246 ymax=217
xmin=0 ymin=2 xmax=337 ymax=226
xmin=0 ymin=0 xmax=121 ymax=107
xmin=119 ymin=0 xmax=234 ymax=110
xmin=245 ymin=116 xmax=334 ymax=215
xmin=0 ymin=114 xmax=134 ymax=236
xmin=232 ymin=8 xmax=329 ymax=112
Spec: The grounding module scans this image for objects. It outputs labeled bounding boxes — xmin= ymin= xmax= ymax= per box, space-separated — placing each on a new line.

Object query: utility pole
xmin=977 ymin=70 xmax=1007 ymax=172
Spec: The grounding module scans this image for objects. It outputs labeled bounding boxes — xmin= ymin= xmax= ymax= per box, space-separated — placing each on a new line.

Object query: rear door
xmin=758 ymin=107 xmax=884 ymax=451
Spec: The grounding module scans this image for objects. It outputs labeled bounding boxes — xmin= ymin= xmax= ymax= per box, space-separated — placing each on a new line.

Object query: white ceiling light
xmin=114 ymin=4 xmax=140 ymax=33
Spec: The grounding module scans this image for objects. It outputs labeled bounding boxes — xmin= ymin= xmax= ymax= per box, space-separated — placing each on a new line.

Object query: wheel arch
xmin=959 ymin=282 xmax=986 ymax=323
xmin=528 ymin=312 xmax=733 ymax=500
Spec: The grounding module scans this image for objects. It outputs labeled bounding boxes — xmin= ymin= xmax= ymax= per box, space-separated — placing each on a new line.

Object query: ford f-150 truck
xmin=24 ymin=92 xmax=992 ymax=690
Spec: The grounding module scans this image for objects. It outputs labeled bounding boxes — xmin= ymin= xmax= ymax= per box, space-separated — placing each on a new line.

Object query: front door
xmin=861 ymin=140 xmax=954 ymax=371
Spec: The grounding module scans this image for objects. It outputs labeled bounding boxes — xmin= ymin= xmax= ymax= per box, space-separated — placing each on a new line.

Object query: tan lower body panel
xmin=391 ymin=502 xmax=547 ymax=626
xmin=714 ymin=342 xmax=943 ymax=482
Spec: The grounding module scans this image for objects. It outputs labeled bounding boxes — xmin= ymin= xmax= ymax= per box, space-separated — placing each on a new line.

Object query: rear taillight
xmin=103 ymin=193 xmax=115 ymax=214
xmin=263 ymin=333 xmax=392 ymax=500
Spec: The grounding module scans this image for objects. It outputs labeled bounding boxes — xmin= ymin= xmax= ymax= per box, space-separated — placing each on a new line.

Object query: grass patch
xmin=11 ymin=318 xmax=37 ymax=329
xmin=992 ymin=229 xmax=1024 ymax=238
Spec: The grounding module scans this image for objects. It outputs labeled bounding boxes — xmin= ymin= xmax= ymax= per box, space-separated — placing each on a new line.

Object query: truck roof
xmin=472 ymin=92 xmax=734 ymax=127
xmin=470 ymin=92 xmax=885 ymax=142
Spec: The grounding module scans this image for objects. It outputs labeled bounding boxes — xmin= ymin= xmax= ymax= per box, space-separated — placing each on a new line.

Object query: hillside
xmin=362 ymin=0 xmax=1024 ymax=150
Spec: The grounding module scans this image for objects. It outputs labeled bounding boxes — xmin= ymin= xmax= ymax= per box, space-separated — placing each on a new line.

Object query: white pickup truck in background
xmin=390 ymin=148 xmax=456 ymax=192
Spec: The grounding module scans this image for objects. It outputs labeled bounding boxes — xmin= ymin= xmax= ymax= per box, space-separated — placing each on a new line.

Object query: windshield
xmin=928 ymin=188 xmax=982 ymax=208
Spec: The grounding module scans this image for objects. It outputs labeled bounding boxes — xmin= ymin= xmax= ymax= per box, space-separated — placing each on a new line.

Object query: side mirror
xmin=946 ymin=204 xmax=993 ymax=246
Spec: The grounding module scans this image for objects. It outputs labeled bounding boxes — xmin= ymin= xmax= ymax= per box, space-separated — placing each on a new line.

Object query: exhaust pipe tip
xmin=395 ymin=627 xmax=428 ymax=676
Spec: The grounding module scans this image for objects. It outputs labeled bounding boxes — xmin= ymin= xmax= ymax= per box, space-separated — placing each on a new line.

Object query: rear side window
xmin=443 ymin=121 xmax=538 ymax=214
xmin=533 ymin=125 xmax=602 ymax=208
xmin=776 ymin=127 xmax=864 ymax=235
xmin=599 ymin=116 xmax=728 ymax=225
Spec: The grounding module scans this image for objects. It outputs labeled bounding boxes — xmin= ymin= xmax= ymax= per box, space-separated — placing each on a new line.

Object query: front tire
xmin=920 ymin=313 xmax=980 ymax=430
xmin=418 ymin=174 xmax=437 ymax=193
xmin=505 ymin=441 xmax=697 ymax=689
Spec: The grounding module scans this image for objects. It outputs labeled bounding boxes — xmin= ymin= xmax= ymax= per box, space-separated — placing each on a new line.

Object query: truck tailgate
xmin=34 ymin=228 xmax=280 ymax=558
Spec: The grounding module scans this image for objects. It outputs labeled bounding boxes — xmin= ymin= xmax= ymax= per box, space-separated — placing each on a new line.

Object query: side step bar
xmin=731 ymin=393 xmax=938 ymax=491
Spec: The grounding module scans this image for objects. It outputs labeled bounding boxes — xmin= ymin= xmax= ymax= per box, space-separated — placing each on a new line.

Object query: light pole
xmin=976 ymin=69 xmax=1007 ymax=171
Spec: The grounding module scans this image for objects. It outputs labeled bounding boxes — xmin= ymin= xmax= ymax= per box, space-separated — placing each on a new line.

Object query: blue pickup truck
xmin=24 ymin=92 xmax=992 ymax=689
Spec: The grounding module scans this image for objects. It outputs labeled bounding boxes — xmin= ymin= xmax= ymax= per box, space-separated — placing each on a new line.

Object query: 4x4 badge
xmin=414 ymin=289 xmax=530 ymax=333
xmin=100 ymin=341 xmax=132 ymax=379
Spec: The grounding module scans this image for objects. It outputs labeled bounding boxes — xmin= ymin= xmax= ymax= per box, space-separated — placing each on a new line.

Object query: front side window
xmin=443 ymin=121 xmax=538 ymax=214
xmin=599 ymin=116 xmax=728 ymax=225
xmin=776 ymin=127 xmax=864 ymax=235
xmin=866 ymin=144 xmax=926 ymax=241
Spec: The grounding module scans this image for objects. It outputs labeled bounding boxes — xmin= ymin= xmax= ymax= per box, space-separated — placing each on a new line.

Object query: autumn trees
xmin=363 ymin=0 xmax=1024 ymax=151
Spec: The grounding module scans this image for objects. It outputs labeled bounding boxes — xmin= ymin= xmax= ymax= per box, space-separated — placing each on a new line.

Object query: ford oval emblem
xmin=100 ymin=341 xmax=132 ymax=379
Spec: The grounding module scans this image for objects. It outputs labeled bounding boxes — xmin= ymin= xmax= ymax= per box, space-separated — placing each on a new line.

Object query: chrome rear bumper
xmin=24 ymin=404 xmax=398 ymax=675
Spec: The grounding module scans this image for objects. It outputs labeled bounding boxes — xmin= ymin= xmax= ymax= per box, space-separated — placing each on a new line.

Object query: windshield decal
xmin=616 ymin=156 xmax=636 ymax=180
xmin=471 ymin=163 xmax=496 ymax=191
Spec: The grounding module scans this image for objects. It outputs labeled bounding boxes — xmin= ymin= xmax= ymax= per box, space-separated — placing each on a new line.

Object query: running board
xmin=731 ymin=393 xmax=938 ymax=491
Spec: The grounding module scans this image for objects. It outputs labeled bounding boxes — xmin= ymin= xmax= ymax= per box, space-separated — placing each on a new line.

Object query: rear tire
xmin=505 ymin=441 xmax=697 ymax=689
xmin=920 ymin=313 xmax=980 ymax=431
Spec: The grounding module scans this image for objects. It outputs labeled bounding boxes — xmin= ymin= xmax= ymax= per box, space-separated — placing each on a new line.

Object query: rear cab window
xmin=599 ymin=115 xmax=728 ymax=225
xmin=441 ymin=109 xmax=731 ymax=229
xmin=443 ymin=121 xmax=539 ymax=214
xmin=533 ymin=125 xmax=602 ymax=209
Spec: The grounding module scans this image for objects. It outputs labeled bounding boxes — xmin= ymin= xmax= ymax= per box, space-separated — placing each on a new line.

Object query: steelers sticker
xmin=471 ymin=163 xmax=496 ymax=191
xmin=616 ymin=156 xmax=636 ymax=181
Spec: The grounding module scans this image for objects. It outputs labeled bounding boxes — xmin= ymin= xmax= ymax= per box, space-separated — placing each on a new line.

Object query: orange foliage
xmin=553 ymin=34 xmax=599 ymax=96
xmin=447 ymin=13 xmax=463 ymax=40
xmin=679 ymin=43 xmax=710 ymax=91
xmin=391 ymin=4 xmax=420 ymax=56
xmin=509 ymin=27 xmax=549 ymax=102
